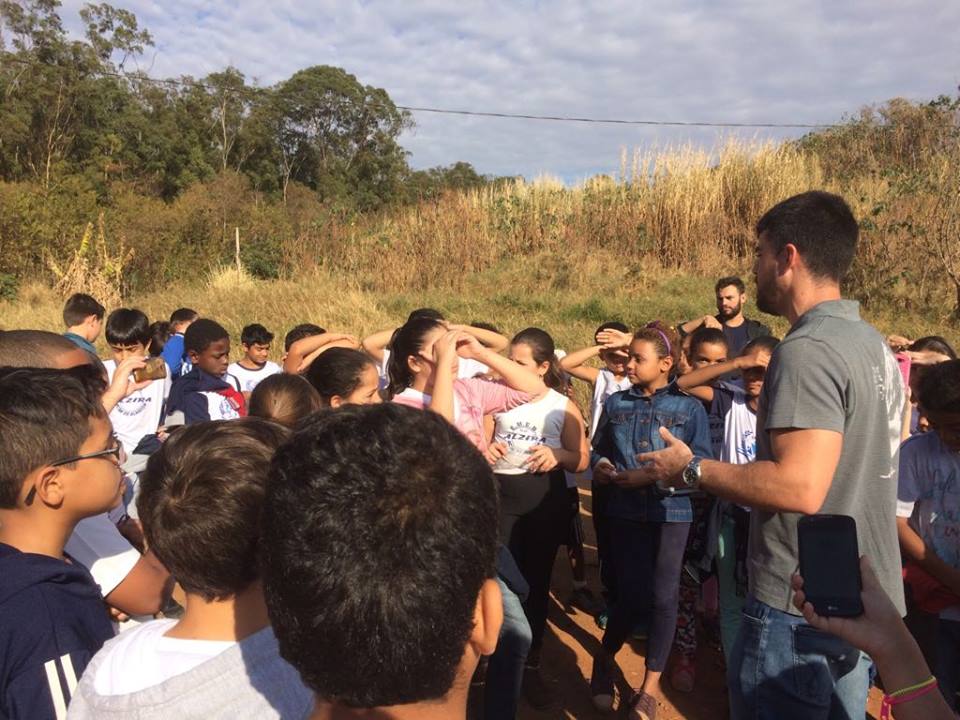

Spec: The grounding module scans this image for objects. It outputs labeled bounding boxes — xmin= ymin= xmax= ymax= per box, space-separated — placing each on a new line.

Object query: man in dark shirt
xmin=679 ymin=276 xmax=771 ymax=355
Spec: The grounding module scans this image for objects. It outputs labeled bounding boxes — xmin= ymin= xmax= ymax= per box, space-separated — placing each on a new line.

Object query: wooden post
xmin=235 ymin=227 xmax=241 ymax=282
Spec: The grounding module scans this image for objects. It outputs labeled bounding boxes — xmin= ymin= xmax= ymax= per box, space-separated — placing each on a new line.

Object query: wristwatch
xmin=680 ymin=456 xmax=704 ymax=490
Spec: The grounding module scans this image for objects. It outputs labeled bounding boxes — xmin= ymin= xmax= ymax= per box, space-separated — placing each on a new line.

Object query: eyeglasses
xmin=50 ymin=438 xmax=126 ymax=468
xmin=24 ymin=438 xmax=125 ymax=506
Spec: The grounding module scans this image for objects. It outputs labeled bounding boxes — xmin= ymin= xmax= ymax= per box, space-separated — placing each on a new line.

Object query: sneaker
xmin=570 ymin=586 xmax=603 ymax=615
xmin=522 ymin=665 xmax=558 ymax=711
xmin=670 ymin=654 xmax=696 ymax=693
xmin=628 ymin=690 xmax=658 ymax=720
xmin=595 ymin=610 xmax=609 ymax=630
xmin=631 ymin=622 xmax=648 ymax=641
xmin=590 ymin=655 xmax=615 ymax=712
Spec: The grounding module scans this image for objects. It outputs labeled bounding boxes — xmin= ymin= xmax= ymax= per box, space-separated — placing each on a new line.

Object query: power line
xmin=1 ymin=53 xmax=835 ymax=129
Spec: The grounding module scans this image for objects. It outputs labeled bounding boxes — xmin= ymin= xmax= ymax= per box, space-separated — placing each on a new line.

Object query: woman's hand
xmin=525 ymin=445 xmax=560 ymax=473
xmin=484 ymin=441 xmax=508 ymax=466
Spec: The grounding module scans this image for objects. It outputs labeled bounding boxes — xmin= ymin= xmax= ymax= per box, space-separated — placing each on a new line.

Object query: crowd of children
xmin=1 ymin=230 xmax=959 ymax=720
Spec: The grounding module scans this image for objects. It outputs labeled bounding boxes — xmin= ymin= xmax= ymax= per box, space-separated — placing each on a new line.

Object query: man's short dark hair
xmin=184 ymin=319 xmax=229 ymax=354
xmin=918 ymin=360 xmax=960 ymax=415
xmin=137 ymin=418 xmax=290 ymax=600
xmin=169 ymin=308 xmax=199 ymax=325
xmin=0 ymin=365 xmax=107 ymax=508
xmin=0 ymin=330 xmax=82 ymax=367
xmin=755 ymin=191 xmax=859 ymax=282
xmin=241 ymin=323 xmax=274 ymax=347
xmin=62 ymin=293 xmax=105 ymax=327
xmin=689 ymin=327 xmax=729 ymax=356
xmin=105 ymin=308 xmax=151 ymax=347
xmin=715 ymin=276 xmax=746 ymax=295
xmin=284 ymin=323 xmax=326 ymax=352
xmin=262 ymin=403 xmax=498 ymax=707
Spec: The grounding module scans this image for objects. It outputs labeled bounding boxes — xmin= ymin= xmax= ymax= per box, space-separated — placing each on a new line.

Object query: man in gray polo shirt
xmin=615 ymin=191 xmax=905 ymax=719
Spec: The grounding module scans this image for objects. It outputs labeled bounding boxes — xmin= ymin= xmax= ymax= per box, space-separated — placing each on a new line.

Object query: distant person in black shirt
xmin=679 ymin=276 xmax=771 ymax=356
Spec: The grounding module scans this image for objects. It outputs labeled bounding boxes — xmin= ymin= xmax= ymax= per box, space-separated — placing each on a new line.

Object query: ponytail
xmin=385 ymin=317 xmax=446 ymax=398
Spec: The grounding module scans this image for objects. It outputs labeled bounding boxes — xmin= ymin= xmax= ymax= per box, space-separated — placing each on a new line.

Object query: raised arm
xmin=284 ymin=333 xmax=358 ymax=374
xmin=449 ymin=324 xmax=509 ymax=352
xmin=559 ymin=345 xmax=602 ymax=384
xmin=360 ymin=328 xmax=396 ymax=364
xmin=460 ymin=336 xmax=544 ymax=396
xmin=426 ymin=330 xmax=459 ymax=423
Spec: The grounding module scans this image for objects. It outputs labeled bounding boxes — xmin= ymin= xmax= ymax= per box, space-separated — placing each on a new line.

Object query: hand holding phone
xmin=797 ymin=514 xmax=864 ymax=617
xmin=134 ymin=356 xmax=167 ymax=383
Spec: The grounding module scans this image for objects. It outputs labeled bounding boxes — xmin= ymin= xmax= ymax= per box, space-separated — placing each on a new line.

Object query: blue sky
xmin=60 ymin=0 xmax=960 ymax=183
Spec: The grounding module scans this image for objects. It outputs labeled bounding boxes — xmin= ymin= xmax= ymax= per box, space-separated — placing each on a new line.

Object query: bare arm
xmin=627 ymin=426 xmax=842 ymax=515
xmin=456 ymin=335 xmax=543 ymax=396
xmin=426 ymin=330 xmax=458 ymax=423
xmin=360 ymin=328 xmax=395 ymax=364
xmin=284 ymin=333 xmax=357 ymax=374
xmin=558 ymin=345 xmax=601 ymax=384
xmin=679 ymin=315 xmax=721 ymax=335
xmin=897 ymin=517 xmax=960 ymax=595
xmin=103 ymin=550 xmax=174 ymax=616
xmin=449 ymin=324 xmax=509 ymax=352
xmin=525 ymin=402 xmax=589 ymax=473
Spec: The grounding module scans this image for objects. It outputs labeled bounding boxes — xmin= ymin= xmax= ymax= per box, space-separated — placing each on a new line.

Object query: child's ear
xmin=470 ymin=578 xmax=503 ymax=657
xmin=30 ymin=467 xmax=66 ymax=508
xmin=329 ymin=395 xmax=344 ymax=409
xmin=407 ymin=354 xmax=424 ymax=375
xmin=187 ymin=349 xmax=200 ymax=363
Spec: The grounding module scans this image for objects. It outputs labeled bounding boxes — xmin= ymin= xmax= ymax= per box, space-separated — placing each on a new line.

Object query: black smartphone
xmin=797 ymin=514 xmax=863 ymax=617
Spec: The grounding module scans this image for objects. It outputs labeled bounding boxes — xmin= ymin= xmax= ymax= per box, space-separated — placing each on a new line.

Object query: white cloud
xmin=59 ymin=0 xmax=960 ymax=182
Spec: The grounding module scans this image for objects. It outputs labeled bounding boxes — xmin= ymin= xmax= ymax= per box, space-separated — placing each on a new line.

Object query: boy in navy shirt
xmin=0 ymin=366 xmax=121 ymax=719
xmin=166 ymin=319 xmax=245 ymax=424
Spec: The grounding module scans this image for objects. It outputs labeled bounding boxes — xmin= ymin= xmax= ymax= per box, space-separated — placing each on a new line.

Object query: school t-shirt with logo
xmin=227 ymin=361 xmax=281 ymax=393
xmin=897 ymin=431 xmax=960 ymax=619
xmin=103 ymin=360 xmax=171 ymax=457
xmin=492 ymin=389 xmax=569 ymax=474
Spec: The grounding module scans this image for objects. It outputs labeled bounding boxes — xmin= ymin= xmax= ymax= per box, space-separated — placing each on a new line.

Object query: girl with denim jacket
xmin=588 ymin=323 xmax=713 ymax=720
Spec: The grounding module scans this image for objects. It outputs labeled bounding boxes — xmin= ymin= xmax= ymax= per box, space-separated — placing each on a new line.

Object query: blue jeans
xmin=484 ymin=578 xmax=532 ymax=720
xmin=728 ymin=595 xmax=873 ymax=720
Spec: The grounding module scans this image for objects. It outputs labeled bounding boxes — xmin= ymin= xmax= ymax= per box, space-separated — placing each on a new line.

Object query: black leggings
xmin=602 ymin=518 xmax=690 ymax=672
xmin=497 ymin=470 xmax=569 ymax=659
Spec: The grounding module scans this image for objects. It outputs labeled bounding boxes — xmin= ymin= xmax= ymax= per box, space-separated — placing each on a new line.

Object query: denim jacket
xmin=591 ymin=381 xmax=713 ymax=523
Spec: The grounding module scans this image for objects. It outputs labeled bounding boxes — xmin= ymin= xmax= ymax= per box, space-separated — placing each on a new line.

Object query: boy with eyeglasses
xmin=0 ymin=365 xmax=126 ymax=719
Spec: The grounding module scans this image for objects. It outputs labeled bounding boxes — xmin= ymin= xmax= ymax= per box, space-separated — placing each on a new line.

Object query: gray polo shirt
xmin=749 ymin=299 xmax=906 ymax=615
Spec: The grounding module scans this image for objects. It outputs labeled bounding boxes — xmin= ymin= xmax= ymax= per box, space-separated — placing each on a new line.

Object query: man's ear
xmin=30 ymin=466 xmax=66 ymax=508
xmin=779 ymin=243 xmax=801 ymax=274
xmin=470 ymin=578 xmax=503 ymax=657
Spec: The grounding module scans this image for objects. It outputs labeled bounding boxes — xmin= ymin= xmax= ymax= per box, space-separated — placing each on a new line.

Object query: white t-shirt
xmin=492 ymin=389 xmax=569 ymax=475
xmin=91 ymin=618 xmax=234 ymax=696
xmin=227 ymin=361 xmax=281 ymax=393
xmin=897 ymin=431 xmax=960 ymax=620
xmin=378 ymin=349 xmax=489 ymax=389
xmin=720 ymin=386 xmax=758 ymax=466
xmin=589 ymin=369 xmax=632 ymax=439
xmin=104 ymin=359 xmax=171 ymax=457
xmin=66 ymin=514 xmax=141 ymax=597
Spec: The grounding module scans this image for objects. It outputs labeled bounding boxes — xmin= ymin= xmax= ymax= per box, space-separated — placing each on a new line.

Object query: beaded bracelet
xmin=880 ymin=676 xmax=938 ymax=720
